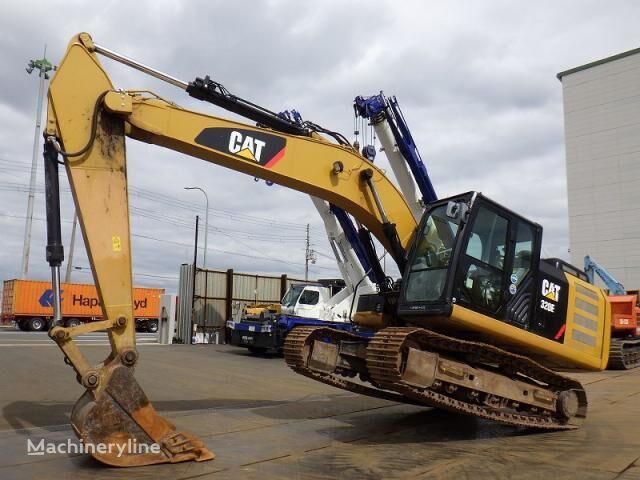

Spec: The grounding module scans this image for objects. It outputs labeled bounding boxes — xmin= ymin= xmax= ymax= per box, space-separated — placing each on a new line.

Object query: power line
xmin=0 ymin=181 xmax=324 ymax=243
xmin=131 ymin=205 xmax=308 ymax=242
xmin=133 ymin=233 xmax=338 ymax=271
xmin=0 ymin=164 xmax=310 ymax=231
xmin=0 ymin=212 xmax=339 ymax=272
xmin=0 ymin=181 xmax=314 ymax=240
xmin=130 ymin=185 xmax=308 ymax=230
xmin=0 ymin=166 xmax=337 ymax=273
xmin=71 ymin=266 xmax=179 ymax=280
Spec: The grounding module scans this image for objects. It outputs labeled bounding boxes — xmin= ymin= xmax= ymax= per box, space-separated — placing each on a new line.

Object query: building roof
xmin=557 ymin=46 xmax=640 ymax=80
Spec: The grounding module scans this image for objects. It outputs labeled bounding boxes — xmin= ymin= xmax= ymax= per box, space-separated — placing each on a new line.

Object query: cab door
xmin=453 ymin=199 xmax=541 ymax=329
xmin=503 ymin=219 xmax=541 ymax=330
xmin=454 ymin=203 xmax=510 ymax=316
xmin=294 ymin=288 xmax=321 ymax=318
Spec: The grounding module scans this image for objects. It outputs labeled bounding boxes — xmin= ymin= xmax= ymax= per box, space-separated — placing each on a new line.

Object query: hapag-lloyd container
xmin=1 ymin=279 xmax=164 ymax=323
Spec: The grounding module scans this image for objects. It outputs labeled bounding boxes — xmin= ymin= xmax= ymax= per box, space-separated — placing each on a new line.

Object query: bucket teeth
xmin=162 ymin=432 xmax=214 ymax=460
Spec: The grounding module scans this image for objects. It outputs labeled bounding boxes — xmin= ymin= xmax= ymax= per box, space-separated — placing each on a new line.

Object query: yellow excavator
xmin=43 ymin=33 xmax=614 ymax=467
xmin=243 ymin=303 xmax=281 ymax=321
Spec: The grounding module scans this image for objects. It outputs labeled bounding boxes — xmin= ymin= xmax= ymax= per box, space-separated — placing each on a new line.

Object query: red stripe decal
xmin=264 ymin=147 xmax=285 ymax=169
xmin=554 ymin=324 xmax=566 ymax=340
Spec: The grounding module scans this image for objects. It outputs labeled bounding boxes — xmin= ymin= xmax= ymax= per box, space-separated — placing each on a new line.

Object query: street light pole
xmin=184 ymin=186 xmax=209 ymax=269
xmin=21 ymin=49 xmax=56 ymax=278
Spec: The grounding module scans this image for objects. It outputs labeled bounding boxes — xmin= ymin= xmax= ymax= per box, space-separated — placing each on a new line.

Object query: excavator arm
xmin=43 ymin=33 xmax=417 ymax=467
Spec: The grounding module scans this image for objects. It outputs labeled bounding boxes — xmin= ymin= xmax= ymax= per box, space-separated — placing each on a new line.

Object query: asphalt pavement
xmin=0 ymin=338 xmax=639 ymax=479
xmin=0 ymin=325 xmax=158 ymax=346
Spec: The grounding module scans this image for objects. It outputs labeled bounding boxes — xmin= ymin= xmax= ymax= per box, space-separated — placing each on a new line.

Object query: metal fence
xmin=176 ymin=264 xmax=305 ymax=344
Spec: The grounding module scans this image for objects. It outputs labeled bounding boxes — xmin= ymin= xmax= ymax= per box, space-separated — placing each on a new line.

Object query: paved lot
xmin=0 ymin=327 xmax=158 ymax=346
xmin=0 ymin=339 xmax=639 ymax=479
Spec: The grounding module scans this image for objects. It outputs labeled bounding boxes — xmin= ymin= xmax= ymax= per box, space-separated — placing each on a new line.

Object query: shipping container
xmin=1 ymin=279 xmax=164 ymax=332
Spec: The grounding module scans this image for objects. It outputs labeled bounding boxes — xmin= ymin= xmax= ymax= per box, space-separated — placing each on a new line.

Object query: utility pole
xmin=64 ymin=211 xmax=78 ymax=282
xmin=304 ymin=223 xmax=316 ymax=281
xmin=184 ymin=187 xmax=209 ymax=268
xmin=21 ymin=49 xmax=56 ymax=278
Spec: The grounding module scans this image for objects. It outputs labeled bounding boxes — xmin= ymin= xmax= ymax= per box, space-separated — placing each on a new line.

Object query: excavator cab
xmin=400 ymin=191 xmax=542 ymax=323
xmin=398 ymin=191 xmax=611 ymax=371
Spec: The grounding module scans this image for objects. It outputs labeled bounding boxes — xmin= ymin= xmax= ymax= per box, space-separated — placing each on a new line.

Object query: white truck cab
xmin=280 ymin=279 xmax=350 ymax=322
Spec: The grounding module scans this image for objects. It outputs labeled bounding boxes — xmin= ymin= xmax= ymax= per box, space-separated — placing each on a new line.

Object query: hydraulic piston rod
xmin=92 ymin=42 xmax=189 ymax=90
xmin=90 ymin=38 xmax=307 ymax=136
xmin=360 ymin=168 xmax=407 ymax=272
xmin=43 ymin=140 xmax=63 ymax=327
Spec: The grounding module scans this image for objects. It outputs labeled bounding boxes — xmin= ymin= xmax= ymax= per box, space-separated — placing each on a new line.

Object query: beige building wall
xmin=559 ymin=48 xmax=640 ymax=289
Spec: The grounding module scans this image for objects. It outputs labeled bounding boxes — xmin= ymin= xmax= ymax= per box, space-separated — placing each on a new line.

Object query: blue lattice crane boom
xmin=278 ymin=109 xmax=388 ymax=287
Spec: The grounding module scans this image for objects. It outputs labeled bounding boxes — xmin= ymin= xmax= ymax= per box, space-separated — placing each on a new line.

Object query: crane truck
xmin=227 ymin=278 xmax=365 ymax=353
xmin=229 ymin=93 xmax=438 ymax=354
xmin=227 ymin=189 xmax=379 ymax=354
xmin=41 ymin=33 xmax=618 ymax=467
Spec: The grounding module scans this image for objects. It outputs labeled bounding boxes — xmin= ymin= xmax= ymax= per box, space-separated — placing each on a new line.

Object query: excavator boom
xmin=43 ymin=33 xmax=417 ymax=467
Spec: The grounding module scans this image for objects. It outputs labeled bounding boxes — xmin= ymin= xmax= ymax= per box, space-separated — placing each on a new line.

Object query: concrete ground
xmin=0 ymin=327 xmax=639 ymax=479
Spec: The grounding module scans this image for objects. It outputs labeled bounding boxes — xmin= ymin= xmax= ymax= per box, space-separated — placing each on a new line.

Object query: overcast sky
xmin=0 ymin=0 xmax=638 ymax=293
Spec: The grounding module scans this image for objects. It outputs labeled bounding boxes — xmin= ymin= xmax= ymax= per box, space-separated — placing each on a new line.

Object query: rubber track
xmin=284 ymin=326 xmax=587 ymax=430
xmin=608 ymin=338 xmax=640 ymax=370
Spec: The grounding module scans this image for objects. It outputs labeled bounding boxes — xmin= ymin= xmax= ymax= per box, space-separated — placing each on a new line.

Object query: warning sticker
xmin=112 ymin=236 xmax=122 ymax=252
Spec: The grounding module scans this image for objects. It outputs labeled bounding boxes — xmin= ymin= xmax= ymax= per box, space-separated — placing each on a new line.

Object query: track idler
xmin=70 ymin=358 xmax=214 ymax=467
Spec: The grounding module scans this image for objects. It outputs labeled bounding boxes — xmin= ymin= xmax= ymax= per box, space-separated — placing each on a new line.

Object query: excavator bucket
xmin=70 ymin=362 xmax=214 ymax=466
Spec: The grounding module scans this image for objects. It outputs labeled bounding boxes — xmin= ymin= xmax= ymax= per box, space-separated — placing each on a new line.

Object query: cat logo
xmin=541 ymin=279 xmax=561 ymax=302
xmin=228 ymin=131 xmax=266 ymax=162
xmin=194 ymin=127 xmax=287 ymax=168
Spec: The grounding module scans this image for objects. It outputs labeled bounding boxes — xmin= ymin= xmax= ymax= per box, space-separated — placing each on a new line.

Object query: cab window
xmin=404 ymin=204 xmax=461 ymax=302
xmin=282 ymin=285 xmax=304 ymax=307
xmin=461 ymin=207 xmax=508 ymax=312
xmin=465 ymin=207 xmax=508 ymax=270
xmin=299 ymin=290 xmax=320 ymax=305
xmin=512 ymin=222 xmax=534 ymax=286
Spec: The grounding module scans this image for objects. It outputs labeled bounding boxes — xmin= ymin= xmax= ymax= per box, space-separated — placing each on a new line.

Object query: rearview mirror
xmin=446 ymin=201 xmax=460 ymax=218
xmin=446 ymin=201 xmax=469 ymax=222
